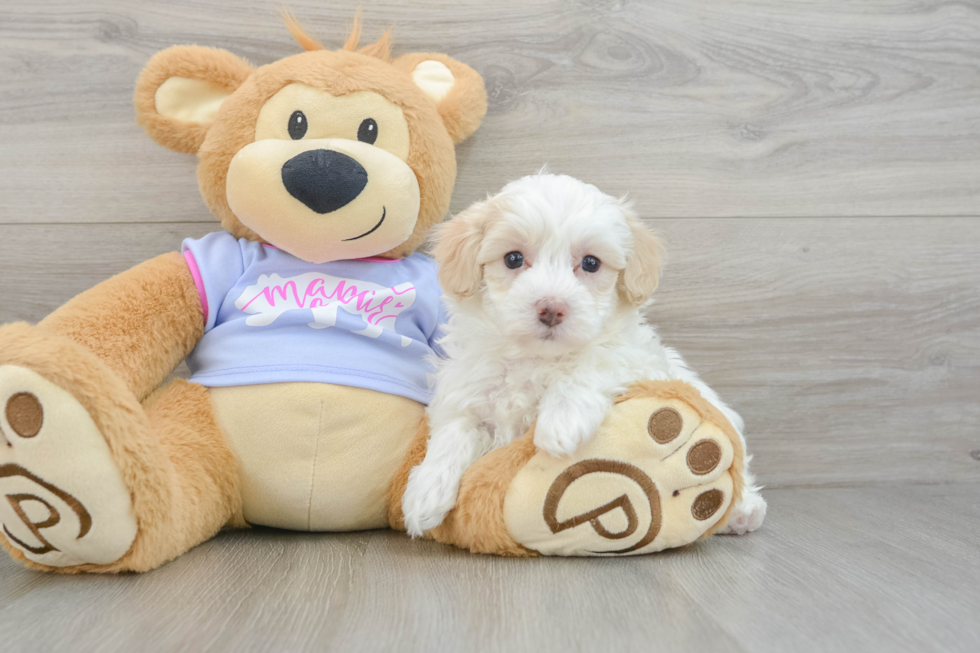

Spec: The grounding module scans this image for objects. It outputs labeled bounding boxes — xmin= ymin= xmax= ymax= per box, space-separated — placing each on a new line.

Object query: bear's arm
xmin=39 ymin=252 xmax=204 ymax=402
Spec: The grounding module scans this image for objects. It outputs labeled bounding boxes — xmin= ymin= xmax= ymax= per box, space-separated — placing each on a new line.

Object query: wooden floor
xmin=0 ymin=485 xmax=977 ymax=653
xmin=0 ymin=1 xmax=978 ymax=651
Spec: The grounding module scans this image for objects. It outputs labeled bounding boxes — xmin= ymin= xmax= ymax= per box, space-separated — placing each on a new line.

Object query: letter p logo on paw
xmin=0 ymin=365 xmax=137 ymax=568
xmin=503 ymin=391 xmax=737 ymax=556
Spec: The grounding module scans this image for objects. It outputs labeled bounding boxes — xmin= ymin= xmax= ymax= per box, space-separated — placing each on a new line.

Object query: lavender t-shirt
xmin=181 ymin=232 xmax=444 ymax=404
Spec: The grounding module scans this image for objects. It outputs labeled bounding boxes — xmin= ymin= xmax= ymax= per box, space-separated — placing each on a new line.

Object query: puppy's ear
xmin=135 ymin=45 xmax=253 ymax=154
xmin=434 ymin=199 xmax=496 ymax=300
xmin=618 ymin=208 xmax=666 ymax=305
xmin=393 ymin=53 xmax=488 ymax=144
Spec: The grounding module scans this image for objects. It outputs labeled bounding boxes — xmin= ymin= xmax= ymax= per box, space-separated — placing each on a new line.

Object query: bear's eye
xmin=581 ymin=255 xmax=601 ymax=273
xmin=358 ymin=118 xmax=378 ymax=145
xmin=504 ymin=251 xmax=525 ymax=269
xmin=288 ymin=110 xmax=308 ymax=140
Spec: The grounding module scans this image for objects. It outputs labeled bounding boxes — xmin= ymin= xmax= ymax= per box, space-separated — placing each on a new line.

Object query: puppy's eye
xmin=358 ymin=118 xmax=378 ymax=145
xmin=581 ymin=255 xmax=601 ymax=273
xmin=504 ymin=251 xmax=525 ymax=269
xmin=288 ymin=110 xmax=308 ymax=140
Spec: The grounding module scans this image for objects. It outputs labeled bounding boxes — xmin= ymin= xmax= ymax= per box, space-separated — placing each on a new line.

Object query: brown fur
xmin=386 ymin=379 xmax=743 ymax=556
xmin=341 ymin=11 xmax=393 ymax=62
xmin=0 ymin=325 xmax=242 ymax=573
xmin=282 ymin=10 xmax=325 ymax=52
xmin=190 ymin=49 xmax=464 ymax=259
xmin=387 ymin=417 xmax=538 ymax=557
xmin=134 ymin=46 xmax=253 ymax=154
xmin=392 ymin=52 xmax=488 ymax=144
xmin=3 ymin=18 xmax=491 ymax=574
xmin=428 ymin=430 xmax=539 ymax=557
xmin=284 ymin=9 xmax=394 ymax=61
xmin=135 ymin=26 xmax=486 ymax=261
xmin=39 ymin=252 xmax=203 ymax=403
xmin=132 ymin=379 xmax=246 ymax=567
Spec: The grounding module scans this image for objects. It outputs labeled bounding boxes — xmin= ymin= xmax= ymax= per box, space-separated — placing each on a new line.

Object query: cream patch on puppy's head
xmin=435 ymin=173 xmax=665 ymax=357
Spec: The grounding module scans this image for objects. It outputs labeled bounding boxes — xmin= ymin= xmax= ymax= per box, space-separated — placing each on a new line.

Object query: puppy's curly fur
xmin=403 ymin=173 xmax=766 ymax=537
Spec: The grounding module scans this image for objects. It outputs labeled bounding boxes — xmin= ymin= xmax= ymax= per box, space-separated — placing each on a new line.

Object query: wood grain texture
xmin=0 ymin=485 xmax=978 ymax=653
xmin=2 ymin=1 xmax=980 ymax=651
xmin=1 ymin=219 xmax=977 ymax=488
xmin=1 ymin=0 xmax=980 ymax=222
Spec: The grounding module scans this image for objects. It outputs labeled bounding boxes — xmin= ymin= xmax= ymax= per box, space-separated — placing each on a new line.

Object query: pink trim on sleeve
xmin=183 ymin=250 xmax=209 ymax=324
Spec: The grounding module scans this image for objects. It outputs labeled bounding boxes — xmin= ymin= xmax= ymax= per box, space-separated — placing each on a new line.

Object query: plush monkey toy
xmin=0 ymin=18 xmax=743 ymax=572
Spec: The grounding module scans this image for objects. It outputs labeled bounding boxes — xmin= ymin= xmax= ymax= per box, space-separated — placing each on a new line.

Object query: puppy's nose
xmin=537 ymin=300 xmax=567 ymax=327
xmin=281 ymin=149 xmax=368 ymax=214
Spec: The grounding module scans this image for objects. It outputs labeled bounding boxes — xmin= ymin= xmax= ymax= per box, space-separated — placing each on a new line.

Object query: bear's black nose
xmin=281 ymin=149 xmax=368 ymax=214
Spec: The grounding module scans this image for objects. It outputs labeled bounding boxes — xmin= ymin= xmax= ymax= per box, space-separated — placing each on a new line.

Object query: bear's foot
xmin=0 ymin=365 xmax=137 ymax=568
xmin=428 ymin=380 xmax=744 ymax=557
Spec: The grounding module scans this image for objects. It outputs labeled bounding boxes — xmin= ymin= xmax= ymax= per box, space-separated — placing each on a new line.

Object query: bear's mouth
xmin=342 ymin=206 xmax=386 ymax=241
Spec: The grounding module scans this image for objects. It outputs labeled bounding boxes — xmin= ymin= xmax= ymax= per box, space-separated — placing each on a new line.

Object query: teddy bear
xmin=0 ymin=17 xmax=745 ymax=572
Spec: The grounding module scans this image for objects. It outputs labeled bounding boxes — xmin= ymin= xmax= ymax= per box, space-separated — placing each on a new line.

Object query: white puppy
xmin=402 ymin=173 xmax=766 ymax=538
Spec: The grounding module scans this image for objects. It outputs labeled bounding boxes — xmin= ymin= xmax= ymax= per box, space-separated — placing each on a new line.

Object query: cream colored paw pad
xmin=504 ymin=395 xmax=735 ymax=556
xmin=0 ymin=365 xmax=137 ymax=567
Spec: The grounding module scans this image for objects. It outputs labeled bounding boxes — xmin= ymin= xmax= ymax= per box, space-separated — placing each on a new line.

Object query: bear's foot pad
xmin=0 ymin=365 xmax=137 ymax=568
xmin=504 ymin=391 xmax=737 ymax=556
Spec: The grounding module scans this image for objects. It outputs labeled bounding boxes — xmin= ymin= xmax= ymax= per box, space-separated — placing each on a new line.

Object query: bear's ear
xmin=134 ymin=45 xmax=253 ymax=154
xmin=393 ymin=53 xmax=488 ymax=144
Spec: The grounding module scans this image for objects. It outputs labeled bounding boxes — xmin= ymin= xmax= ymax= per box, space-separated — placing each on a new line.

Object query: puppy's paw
xmin=533 ymin=421 xmax=581 ymax=458
xmin=535 ymin=395 xmax=607 ymax=458
xmin=718 ymin=488 xmax=767 ymax=535
xmin=402 ymin=465 xmax=459 ymax=538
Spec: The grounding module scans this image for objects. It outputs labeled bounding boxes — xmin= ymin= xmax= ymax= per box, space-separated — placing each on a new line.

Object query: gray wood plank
xmin=0 ymin=219 xmax=977 ymax=488
xmin=652 ymin=216 xmax=980 ymax=488
xmin=0 ymin=485 xmax=977 ymax=653
xmin=1 ymin=1 xmax=978 ymax=652
xmin=2 ymin=0 xmax=980 ymax=223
